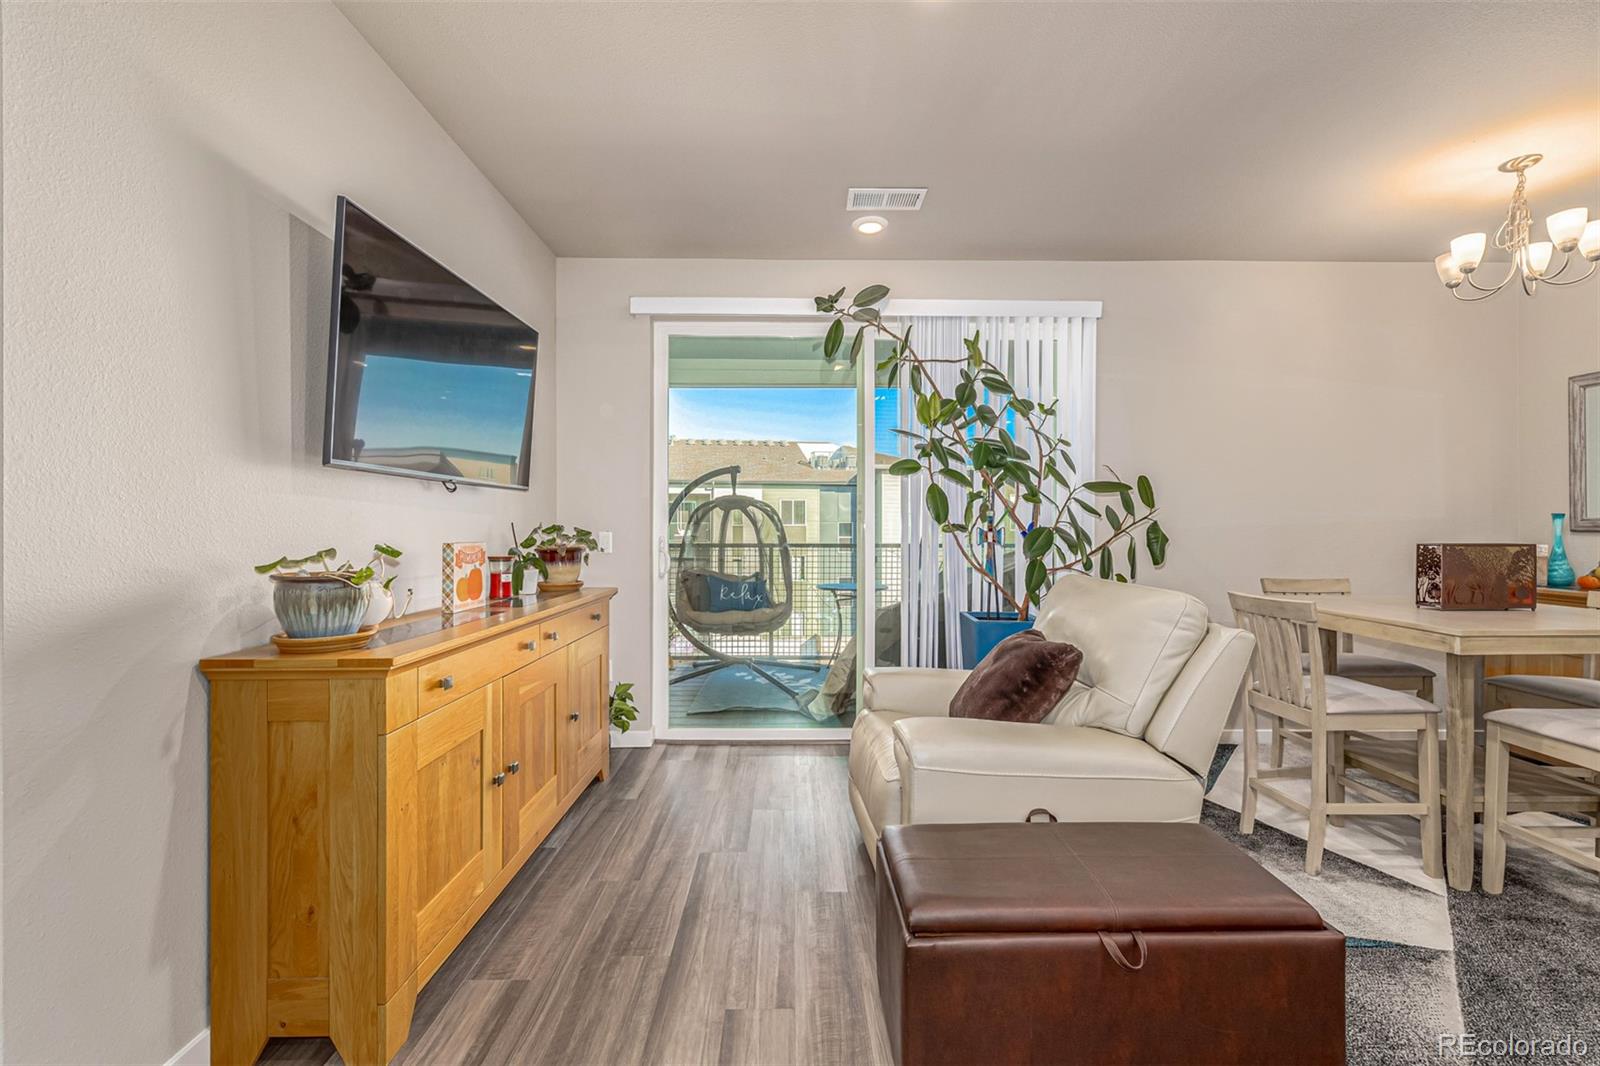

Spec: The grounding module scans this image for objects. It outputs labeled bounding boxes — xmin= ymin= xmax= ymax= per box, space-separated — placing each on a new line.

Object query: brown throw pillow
xmin=949 ymin=630 xmax=1083 ymax=723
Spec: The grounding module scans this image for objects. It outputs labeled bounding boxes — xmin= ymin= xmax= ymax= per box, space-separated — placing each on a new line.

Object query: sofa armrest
xmin=862 ymin=667 xmax=969 ymax=716
xmin=891 ymin=717 xmax=1201 ymax=825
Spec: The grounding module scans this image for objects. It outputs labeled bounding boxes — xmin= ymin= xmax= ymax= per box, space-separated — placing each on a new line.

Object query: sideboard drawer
xmin=536 ymin=601 xmax=608 ymax=657
xmin=417 ymin=628 xmax=542 ymax=716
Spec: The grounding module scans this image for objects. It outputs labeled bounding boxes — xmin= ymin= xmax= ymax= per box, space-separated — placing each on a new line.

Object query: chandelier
xmin=1434 ymin=154 xmax=1599 ymax=301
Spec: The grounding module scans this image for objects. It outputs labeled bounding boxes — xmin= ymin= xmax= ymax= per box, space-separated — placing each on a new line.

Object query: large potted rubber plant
xmin=814 ymin=284 xmax=1170 ymax=666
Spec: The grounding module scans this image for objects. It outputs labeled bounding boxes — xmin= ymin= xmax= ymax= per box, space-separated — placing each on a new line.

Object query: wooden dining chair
xmin=1259 ymin=578 xmax=1438 ymax=774
xmin=1485 ymin=590 xmax=1600 ymax=711
xmin=1231 ymin=592 xmax=1442 ymax=877
xmin=1260 ymin=578 xmax=1437 ymax=700
xmin=1483 ymin=708 xmax=1600 ymax=893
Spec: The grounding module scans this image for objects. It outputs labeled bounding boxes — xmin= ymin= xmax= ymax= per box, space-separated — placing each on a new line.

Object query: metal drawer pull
xmin=439 ymin=675 xmax=455 ymax=690
xmin=491 ymin=772 xmax=507 ymax=787
xmin=569 ymin=712 xmax=580 ymax=722
xmin=523 ymin=640 xmax=537 ymax=652
xmin=590 ymin=612 xmax=603 ymax=621
xmin=546 ymin=631 xmax=559 ymax=641
xmin=507 ymin=761 xmax=521 ymax=775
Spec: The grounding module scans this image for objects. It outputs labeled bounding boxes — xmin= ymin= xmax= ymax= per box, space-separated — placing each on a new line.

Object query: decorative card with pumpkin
xmin=442 ymin=541 xmax=487 ymax=614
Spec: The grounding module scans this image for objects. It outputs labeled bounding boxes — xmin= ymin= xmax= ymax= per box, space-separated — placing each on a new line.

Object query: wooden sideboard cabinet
xmin=201 ymin=588 xmax=617 ymax=1066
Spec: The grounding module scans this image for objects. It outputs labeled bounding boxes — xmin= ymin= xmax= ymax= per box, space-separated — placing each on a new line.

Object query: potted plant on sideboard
xmin=813 ymin=284 xmax=1170 ymax=667
xmin=509 ymin=523 xmax=600 ymax=595
xmin=255 ymin=547 xmax=378 ymax=639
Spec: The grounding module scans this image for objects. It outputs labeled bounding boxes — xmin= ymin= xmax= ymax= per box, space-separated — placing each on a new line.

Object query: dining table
xmin=1313 ymin=597 xmax=1600 ymax=890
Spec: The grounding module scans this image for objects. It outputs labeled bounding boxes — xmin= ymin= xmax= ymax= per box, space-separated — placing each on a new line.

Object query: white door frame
xmin=651 ymin=319 xmax=877 ymax=742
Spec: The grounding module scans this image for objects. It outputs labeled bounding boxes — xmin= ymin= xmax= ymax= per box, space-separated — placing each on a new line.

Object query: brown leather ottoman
xmin=876 ymin=822 xmax=1345 ymax=1065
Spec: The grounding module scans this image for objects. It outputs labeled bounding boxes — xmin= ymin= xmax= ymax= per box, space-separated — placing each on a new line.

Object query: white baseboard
xmin=166 ymin=1029 xmax=209 ymax=1066
xmin=610 ymin=726 xmax=654 ymax=748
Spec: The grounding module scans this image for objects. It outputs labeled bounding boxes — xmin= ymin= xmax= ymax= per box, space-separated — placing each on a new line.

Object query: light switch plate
xmin=596 ymin=531 xmax=614 ymax=553
xmin=1538 ymin=543 xmax=1550 ymax=558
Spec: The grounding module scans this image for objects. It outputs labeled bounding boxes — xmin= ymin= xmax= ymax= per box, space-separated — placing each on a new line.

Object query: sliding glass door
xmin=653 ymin=322 xmax=897 ymax=739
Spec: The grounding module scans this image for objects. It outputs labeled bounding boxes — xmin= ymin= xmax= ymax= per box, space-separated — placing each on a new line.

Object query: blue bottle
xmin=1547 ymin=512 xmax=1576 ymax=588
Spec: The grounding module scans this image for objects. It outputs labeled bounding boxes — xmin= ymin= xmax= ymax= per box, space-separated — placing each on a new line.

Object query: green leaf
xmin=851 ymin=306 xmax=880 ymax=324
xmin=823 ymin=318 xmax=843 ymax=362
xmin=1146 ymin=520 xmax=1170 ymax=566
xmin=1105 ymin=505 xmax=1122 ymax=530
xmin=1073 ymin=498 xmax=1101 ymax=518
xmin=979 ymin=374 xmax=1013 ymax=395
xmin=1082 ymin=479 xmax=1131 ymax=494
xmin=1136 ymin=475 xmax=1155 ymax=508
xmin=1023 ymin=527 xmax=1055 ymax=559
xmin=1099 ymin=546 xmax=1112 ymax=579
xmin=965 ymin=335 xmax=983 ymax=368
xmin=373 ymin=543 xmax=402 ymax=559
xmin=1126 ymin=538 xmax=1138 ymax=582
xmin=926 ymin=483 xmax=950 ymax=524
xmin=1118 ymin=488 xmax=1135 ymax=516
xmin=937 ymin=467 xmax=973 ymax=489
xmin=853 ymin=284 xmax=890 ymax=308
xmin=254 ymin=557 xmax=288 ymax=575
xmin=888 ymin=458 xmax=922 ymax=476
xmin=849 ymin=327 xmax=866 ymax=366
xmin=1025 ymin=558 xmax=1048 ymax=601
xmin=954 ymin=381 xmax=976 ymax=408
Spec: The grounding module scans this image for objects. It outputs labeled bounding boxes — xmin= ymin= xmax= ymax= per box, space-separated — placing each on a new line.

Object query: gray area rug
xmin=1203 ymin=745 xmax=1600 ymax=1066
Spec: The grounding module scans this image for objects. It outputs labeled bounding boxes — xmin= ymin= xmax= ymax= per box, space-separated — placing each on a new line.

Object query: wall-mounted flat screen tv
xmin=323 ymin=197 xmax=537 ymax=490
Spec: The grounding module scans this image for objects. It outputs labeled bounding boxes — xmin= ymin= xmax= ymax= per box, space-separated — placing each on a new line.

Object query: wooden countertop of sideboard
xmin=199 ymin=586 xmax=617 ymax=675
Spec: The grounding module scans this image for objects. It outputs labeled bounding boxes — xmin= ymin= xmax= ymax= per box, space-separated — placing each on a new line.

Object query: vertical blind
xmin=897 ymin=314 xmax=1099 ymax=667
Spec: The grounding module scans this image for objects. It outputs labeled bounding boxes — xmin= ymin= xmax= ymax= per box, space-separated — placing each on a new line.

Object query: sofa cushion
xmin=891 ymin=718 xmax=1204 ymax=825
xmin=949 ymin=631 xmax=1083 ymax=722
xmin=1033 ymin=575 xmax=1210 ymax=736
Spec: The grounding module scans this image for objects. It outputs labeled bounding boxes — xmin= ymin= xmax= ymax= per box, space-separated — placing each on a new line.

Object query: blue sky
xmin=671 ymin=388 xmax=904 ymax=455
xmin=353 ymin=354 xmax=533 ymax=457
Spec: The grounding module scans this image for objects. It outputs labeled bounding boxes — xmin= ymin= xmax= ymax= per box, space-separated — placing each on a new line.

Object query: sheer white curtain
xmin=898 ymin=313 xmax=1098 ymax=667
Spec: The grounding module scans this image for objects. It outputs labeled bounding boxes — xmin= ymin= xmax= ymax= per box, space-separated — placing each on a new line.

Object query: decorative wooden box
xmin=1416 ymin=544 xmax=1536 ymax=610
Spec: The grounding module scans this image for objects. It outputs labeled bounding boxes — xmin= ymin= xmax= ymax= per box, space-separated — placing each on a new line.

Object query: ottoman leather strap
xmin=1098 ymin=930 xmax=1147 ymax=972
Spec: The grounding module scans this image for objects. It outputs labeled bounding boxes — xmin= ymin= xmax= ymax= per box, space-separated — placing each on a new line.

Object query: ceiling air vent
xmin=846 ymin=187 xmax=927 ymax=211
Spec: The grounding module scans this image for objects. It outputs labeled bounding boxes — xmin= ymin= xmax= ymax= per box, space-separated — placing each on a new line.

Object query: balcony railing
xmin=668 ymin=542 xmax=902 ymax=666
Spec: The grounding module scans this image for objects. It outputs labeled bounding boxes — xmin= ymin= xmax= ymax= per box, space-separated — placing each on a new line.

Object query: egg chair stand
xmin=668 ymin=466 xmax=811 ymax=710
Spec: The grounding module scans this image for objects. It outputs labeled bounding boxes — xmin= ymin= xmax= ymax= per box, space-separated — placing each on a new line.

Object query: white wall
xmin=557 ymin=258 xmax=1522 ymax=731
xmin=1513 ymin=283 xmax=1600 ymax=570
xmin=1 ymin=4 xmax=557 ymax=1062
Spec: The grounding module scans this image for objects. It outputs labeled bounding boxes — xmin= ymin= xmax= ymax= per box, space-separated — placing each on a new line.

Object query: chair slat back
xmin=1229 ymin=591 xmax=1325 ymax=716
xmin=1260 ymin=577 xmax=1353 ymax=596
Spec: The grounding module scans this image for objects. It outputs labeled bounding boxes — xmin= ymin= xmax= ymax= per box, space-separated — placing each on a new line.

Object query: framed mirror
xmin=1572 ymin=371 xmax=1600 ymax=532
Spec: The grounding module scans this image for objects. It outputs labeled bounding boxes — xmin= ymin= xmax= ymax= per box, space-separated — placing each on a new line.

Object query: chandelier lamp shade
xmin=1434 ymin=154 xmax=1599 ymax=301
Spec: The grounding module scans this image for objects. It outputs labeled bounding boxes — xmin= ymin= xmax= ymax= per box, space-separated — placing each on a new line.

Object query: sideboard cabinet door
xmin=560 ymin=629 xmax=609 ymax=806
xmin=411 ymin=684 xmax=498 ymax=962
xmin=500 ymin=655 xmax=562 ymax=866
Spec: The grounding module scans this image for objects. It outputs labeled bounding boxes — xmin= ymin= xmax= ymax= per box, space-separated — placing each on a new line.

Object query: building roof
xmin=668 ymin=439 xmax=896 ymax=485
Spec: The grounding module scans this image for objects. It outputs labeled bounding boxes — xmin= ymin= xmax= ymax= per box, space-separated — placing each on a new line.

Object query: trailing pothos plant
xmin=253 ymin=543 xmax=403 ymax=588
xmin=508 ymin=523 xmax=600 ymax=593
xmin=610 ymin=681 xmax=639 ymax=734
xmin=816 ymin=284 xmax=1168 ymax=622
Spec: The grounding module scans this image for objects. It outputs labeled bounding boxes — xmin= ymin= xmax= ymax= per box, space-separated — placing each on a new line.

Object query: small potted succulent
xmin=509 ymin=523 xmax=599 ymax=595
xmin=254 ymin=545 xmax=395 ymax=638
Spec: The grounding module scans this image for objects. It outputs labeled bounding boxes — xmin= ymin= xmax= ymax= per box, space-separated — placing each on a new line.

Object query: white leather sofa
xmin=849 ymin=575 xmax=1256 ymax=861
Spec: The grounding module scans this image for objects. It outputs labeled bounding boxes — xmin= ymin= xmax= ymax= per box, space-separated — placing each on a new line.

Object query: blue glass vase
xmin=1548 ymin=512 xmax=1576 ymax=588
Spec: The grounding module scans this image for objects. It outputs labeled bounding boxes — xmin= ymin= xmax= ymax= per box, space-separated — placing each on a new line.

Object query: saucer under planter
xmin=958 ymin=610 xmax=1033 ymax=669
xmin=272 ymin=626 xmax=378 ymax=654
xmin=535 ymin=545 xmax=585 ymax=595
xmin=270 ymin=573 xmax=371 ymax=638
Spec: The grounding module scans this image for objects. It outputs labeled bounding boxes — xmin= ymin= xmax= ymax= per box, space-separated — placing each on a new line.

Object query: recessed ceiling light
xmin=854 ymin=215 xmax=887 ymax=235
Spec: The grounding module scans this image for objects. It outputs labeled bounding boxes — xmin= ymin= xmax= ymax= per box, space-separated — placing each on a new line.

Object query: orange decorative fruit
xmin=1577 ymin=574 xmax=1600 ymax=590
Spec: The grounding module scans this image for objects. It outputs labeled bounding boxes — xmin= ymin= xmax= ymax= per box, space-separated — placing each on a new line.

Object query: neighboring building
xmin=666 ymin=438 xmax=902 ymax=547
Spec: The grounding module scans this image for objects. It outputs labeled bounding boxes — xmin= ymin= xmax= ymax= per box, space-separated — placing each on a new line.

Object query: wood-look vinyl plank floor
xmin=256 ymin=743 xmax=888 ymax=1066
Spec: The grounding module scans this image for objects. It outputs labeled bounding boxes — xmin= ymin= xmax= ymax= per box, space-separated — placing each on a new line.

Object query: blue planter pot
xmin=271 ymin=575 xmax=371 ymax=638
xmin=958 ymin=610 xmax=1033 ymax=669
